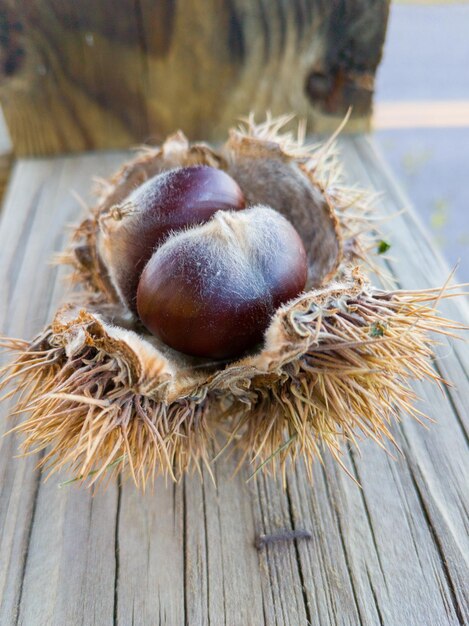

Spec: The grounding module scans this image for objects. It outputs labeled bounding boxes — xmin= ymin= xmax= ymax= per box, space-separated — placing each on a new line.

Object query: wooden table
xmin=0 ymin=137 xmax=467 ymax=626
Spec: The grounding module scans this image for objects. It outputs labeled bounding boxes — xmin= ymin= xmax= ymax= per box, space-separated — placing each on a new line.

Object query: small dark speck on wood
xmin=255 ymin=529 xmax=312 ymax=550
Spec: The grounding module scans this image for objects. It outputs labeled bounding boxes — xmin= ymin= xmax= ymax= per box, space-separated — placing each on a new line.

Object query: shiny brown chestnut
xmin=136 ymin=206 xmax=308 ymax=359
xmin=98 ymin=166 xmax=245 ymax=311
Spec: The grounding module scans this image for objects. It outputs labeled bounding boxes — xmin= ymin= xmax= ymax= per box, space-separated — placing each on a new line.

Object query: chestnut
xmin=136 ymin=206 xmax=308 ymax=359
xmin=98 ymin=165 xmax=245 ymax=311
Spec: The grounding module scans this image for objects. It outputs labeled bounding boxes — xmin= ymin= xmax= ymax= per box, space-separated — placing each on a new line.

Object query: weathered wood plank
xmin=341 ymin=136 xmax=469 ymax=624
xmin=0 ymin=1 xmax=389 ymax=156
xmin=0 ymin=158 xmax=66 ymax=625
xmin=182 ymin=460 xmax=265 ymax=626
xmin=116 ymin=478 xmax=185 ymax=625
xmin=0 ymin=139 xmax=467 ymax=625
xmin=0 ymin=155 xmax=122 ymax=626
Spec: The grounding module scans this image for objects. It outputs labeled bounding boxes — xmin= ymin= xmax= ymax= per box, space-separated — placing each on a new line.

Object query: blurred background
xmin=0 ymin=0 xmax=467 ymax=278
xmin=374 ymin=0 xmax=469 ymax=280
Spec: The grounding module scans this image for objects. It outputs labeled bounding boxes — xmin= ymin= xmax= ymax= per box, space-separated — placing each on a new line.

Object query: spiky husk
xmin=0 ymin=116 xmax=463 ymax=487
xmin=1 ymin=269 xmax=463 ymax=487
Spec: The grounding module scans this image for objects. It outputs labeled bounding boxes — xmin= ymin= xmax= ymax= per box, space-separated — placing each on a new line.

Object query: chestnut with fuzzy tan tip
xmin=137 ymin=206 xmax=308 ymax=359
xmin=98 ymin=165 xmax=245 ymax=311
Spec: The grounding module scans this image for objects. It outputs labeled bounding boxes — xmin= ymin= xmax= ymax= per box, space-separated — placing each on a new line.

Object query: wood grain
xmin=0 ymin=107 xmax=12 ymax=200
xmin=0 ymin=1 xmax=389 ymax=156
xmin=0 ymin=137 xmax=467 ymax=625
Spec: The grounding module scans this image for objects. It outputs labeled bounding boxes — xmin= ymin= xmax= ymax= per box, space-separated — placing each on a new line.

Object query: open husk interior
xmin=0 ymin=117 xmax=463 ymax=487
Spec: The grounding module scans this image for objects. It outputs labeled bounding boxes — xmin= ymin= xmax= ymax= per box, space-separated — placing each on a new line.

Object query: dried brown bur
xmin=0 ymin=117 xmax=463 ymax=487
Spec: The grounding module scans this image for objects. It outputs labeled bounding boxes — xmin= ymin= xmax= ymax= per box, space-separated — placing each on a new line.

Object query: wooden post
xmin=0 ymin=108 xmax=12 ymax=199
xmin=0 ymin=1 xmax=389 ymax=156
